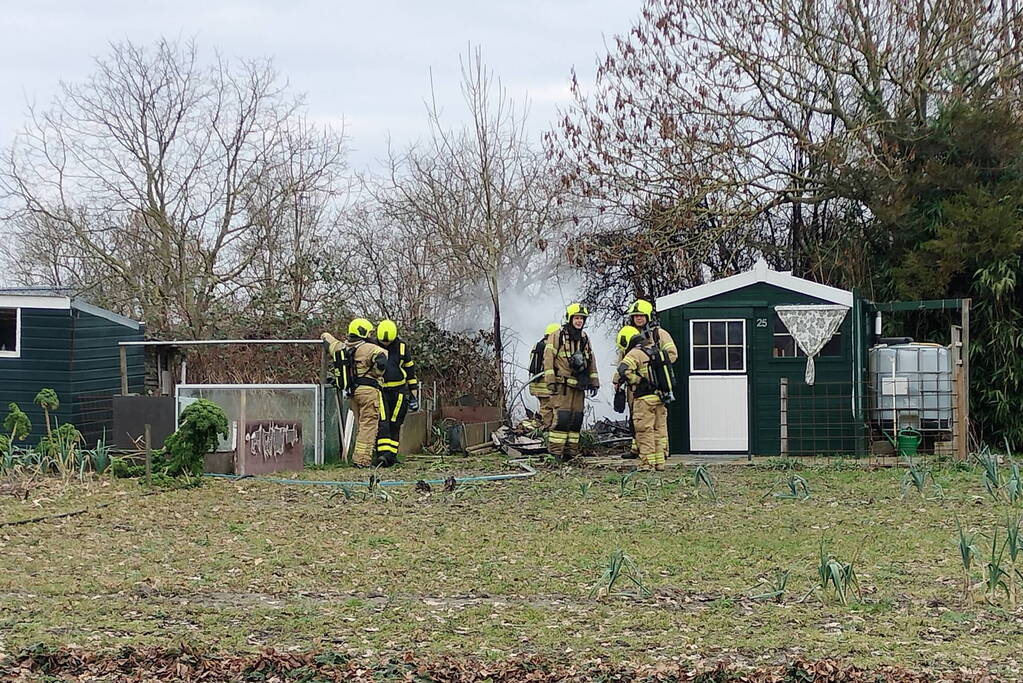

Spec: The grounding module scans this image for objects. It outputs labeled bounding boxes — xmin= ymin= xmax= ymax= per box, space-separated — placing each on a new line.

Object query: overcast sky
xmin=0 ymin=0 xmax=642 ymax=171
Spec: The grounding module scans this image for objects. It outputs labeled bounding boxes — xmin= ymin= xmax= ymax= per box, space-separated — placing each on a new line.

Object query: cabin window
xmin=0 ymin=308 xmax=19 ymax=357
xmin=772 ymin=313 xmax=841 ymax=358
xmin=691 ymin=319 xmax=746 ymax=372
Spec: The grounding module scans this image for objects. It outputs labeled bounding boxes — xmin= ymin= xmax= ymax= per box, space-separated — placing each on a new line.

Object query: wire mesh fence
xmin=753 ymin=375 xmax=964 ymax=459
xmin=73 ymin=392 xmax=116 ymax=446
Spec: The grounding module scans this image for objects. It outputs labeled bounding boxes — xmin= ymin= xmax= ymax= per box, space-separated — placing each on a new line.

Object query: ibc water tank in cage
xmin=868 ymin=343 xmax=953 ymax=433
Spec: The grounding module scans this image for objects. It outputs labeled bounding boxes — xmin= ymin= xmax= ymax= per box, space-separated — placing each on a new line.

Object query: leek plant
xmin=589 ymin=548 xmax=651 ymax=599
xmin=693 ymin=464 xmax=716 ymax=500
xmin=814 ymin=539 xmax=860 ymax=605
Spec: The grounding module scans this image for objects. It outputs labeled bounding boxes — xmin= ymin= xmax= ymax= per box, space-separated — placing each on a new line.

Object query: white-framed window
xmin=0 ymin=308 xmax=19 ymax=358
xmin=690 ymin=319 xmax=746 ymax=373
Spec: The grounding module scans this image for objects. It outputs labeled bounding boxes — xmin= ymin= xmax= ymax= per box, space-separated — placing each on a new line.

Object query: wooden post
xmin=779 ymin=377 xmax=789 ymax=456
xmin=237 ymin=389 xmax=247 ymax=476
xmin=950 ymin=325 xmax=967 ymax=461
xmin=319 ymin=345 xmax=329 ymax=466
xmin=961 ymin=298 xmax=971 ymax=455
xmin=144 ymin=423 xmax=152 ymax=487
xmin=953 ymin=366 xmax=961 ymax=462
xmin=119 ymin=346 xmax=129 ymax=395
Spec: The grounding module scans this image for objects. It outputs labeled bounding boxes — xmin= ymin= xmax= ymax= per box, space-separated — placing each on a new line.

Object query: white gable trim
xmin=71 ymin=300 xmax=142 ymax=330
xmin=656 ymin=258 xmax=853 ymax=310
xmin=0 ymin=294 xmax=141 ymax=330
xmin=0 ymin=294 xmax=71 ymax=310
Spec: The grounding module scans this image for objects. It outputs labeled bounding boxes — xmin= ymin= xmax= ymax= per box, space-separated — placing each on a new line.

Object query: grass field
xmin=1 ymin=455 xmax=1022 ymax=678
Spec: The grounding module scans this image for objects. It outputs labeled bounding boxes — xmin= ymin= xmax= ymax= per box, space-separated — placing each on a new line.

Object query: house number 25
xmin=756 ymin=318 xmax=768 ymax=327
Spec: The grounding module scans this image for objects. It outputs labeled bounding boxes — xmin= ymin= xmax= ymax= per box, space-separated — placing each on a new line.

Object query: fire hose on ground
xmin=204 ymin=458 xmax=536 ymax=488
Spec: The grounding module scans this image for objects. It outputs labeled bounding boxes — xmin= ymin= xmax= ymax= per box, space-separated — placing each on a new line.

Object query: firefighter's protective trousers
xmin=631 ymin=404 xmax=668 ymax=458
xmin=376 ymin=387 xmax=409 ymax=463
xmin=548 ymin=386 xmax=585 ymax=460
xmin=351 ymin=385 xmax=384 ymax=467
xmin=536 ymin=396 xmax=554 ymax=430
xmin=631 ymin=395 xmax=667 ymax=468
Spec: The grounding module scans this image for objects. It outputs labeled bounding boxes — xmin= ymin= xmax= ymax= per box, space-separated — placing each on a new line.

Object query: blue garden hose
xmin=204 ymin=458 xmax=536 ymax=488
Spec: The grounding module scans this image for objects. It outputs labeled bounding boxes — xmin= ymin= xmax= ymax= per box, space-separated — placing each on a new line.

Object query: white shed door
xmin=688 ymin=319 xmax=749 ymax=452
xmin=688 ymin=375 xmax=749 ymax=451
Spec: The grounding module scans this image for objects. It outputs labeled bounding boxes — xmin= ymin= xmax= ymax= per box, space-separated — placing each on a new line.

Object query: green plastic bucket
xmin=896 ymin=428 xmax=922 ymax=457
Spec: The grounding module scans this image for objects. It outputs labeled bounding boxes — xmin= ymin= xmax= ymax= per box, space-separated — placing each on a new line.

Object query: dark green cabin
xmin=0 ymin=289 xmax=144 ymax=446
xmin=656 ymin=260 xmax=872 ymax=457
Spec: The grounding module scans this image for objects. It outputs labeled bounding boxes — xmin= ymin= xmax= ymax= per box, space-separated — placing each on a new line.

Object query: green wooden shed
xmin=0 ymin=288 xmax=145 ymax=446
xmin=656 ymin=260 xmax=872 ymax=457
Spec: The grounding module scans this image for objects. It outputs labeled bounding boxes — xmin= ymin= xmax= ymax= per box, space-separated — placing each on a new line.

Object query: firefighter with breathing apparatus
xmin=321 ymin=319 xmax=388 ymax=467
xmin=374 ymin=319 xmax=419 ymax=467
xmin=614 ymin=325 xmax=671 ymax=471
xmin=618 ymin=299 xmax=678 ymax=459
xmin=527 ymin=322 xmax=561 ymax=430
xmin=543 ymin=303 xmax=600 ymax=460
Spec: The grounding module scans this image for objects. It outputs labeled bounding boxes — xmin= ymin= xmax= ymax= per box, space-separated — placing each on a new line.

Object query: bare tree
xmin=0 ymin=39 xmax=346 ymax=338
xmin=329 ymin=202 xmax=468 ymax=329
xmin=237 ymin=121 xmax=348 ymax=327
xmin=549 ymin=0 xmax=1023 ymax=280
xmin=371 ymin=48 xmax=567 ymax=410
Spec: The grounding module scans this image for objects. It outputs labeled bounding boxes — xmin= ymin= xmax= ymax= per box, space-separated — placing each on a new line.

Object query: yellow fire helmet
xmin=628 ymin=299 xmax=655 ymax=317
xmin=545 ymin=322 xmax=560 ymax=336
xmin=376 ymin=319 xmax=398 ymax=344
xmin=348 ymin=318 xmax=373 ymax=339
xmin=617 ymin=325 xmax=641 ymax=351
xmin=565 ymin=302 xmax=590 ymax=323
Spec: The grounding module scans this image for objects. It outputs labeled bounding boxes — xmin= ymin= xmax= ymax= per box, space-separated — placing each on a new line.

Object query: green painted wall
xmin=0 ymin=305 xmax=143 ymax=448
xmin=70 ymin=308 xmax=144 ymax=444
xmin=0 ymin=309 xmax=73 ymax=444
xmin=661 ymin=283 xmax=870 ymax=456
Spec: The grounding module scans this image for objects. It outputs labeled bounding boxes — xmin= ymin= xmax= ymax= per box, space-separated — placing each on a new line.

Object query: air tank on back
xmin=868 ymin=343 xmax=953 ymax=433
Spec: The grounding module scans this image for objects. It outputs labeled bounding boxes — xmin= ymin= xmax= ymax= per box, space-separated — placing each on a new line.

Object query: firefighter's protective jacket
xmin=617 ymin=341 xmax=663 ymax=405
xmin=543 ymin=327 xmax=600 ymax=391
xmin=528 ymin=338 xmax=550 ymax=398
xmin=379 ymin=337 xmax=418 ymax=391
xmin=647 ymin=326 xmax=678 ymax=364
xmin=617 ymin=325 xmax=679 ymax=364
xmin=327 ymin=337 xmax=387 ymax=386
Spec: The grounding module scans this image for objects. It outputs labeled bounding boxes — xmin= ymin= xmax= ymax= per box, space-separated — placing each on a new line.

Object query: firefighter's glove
xmin=586 ymin=386 xmax=599 ymax=398
xmin=613 ymin=388 xmax=627 ymax=413
xmin=409 ymin=396 xmax=420 ymax=411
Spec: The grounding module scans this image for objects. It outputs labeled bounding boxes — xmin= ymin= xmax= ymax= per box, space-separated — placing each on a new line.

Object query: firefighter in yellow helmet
xmin=527 ymin=323 xmax=560 ymax=430
xmin=374 ymin=319 xmax=419 ymax=466
xmin=321 ymin=319 xmax=388 ymax=467
xmin=543 ymin=303 xmax=599 ymax=460
xmin=627 ymin=299 xmax=678 ymax=364
xmin=614 ymin=325 xmax=668 ymax=471
xmin=626 ymin=298 xmax=678 ymax=460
